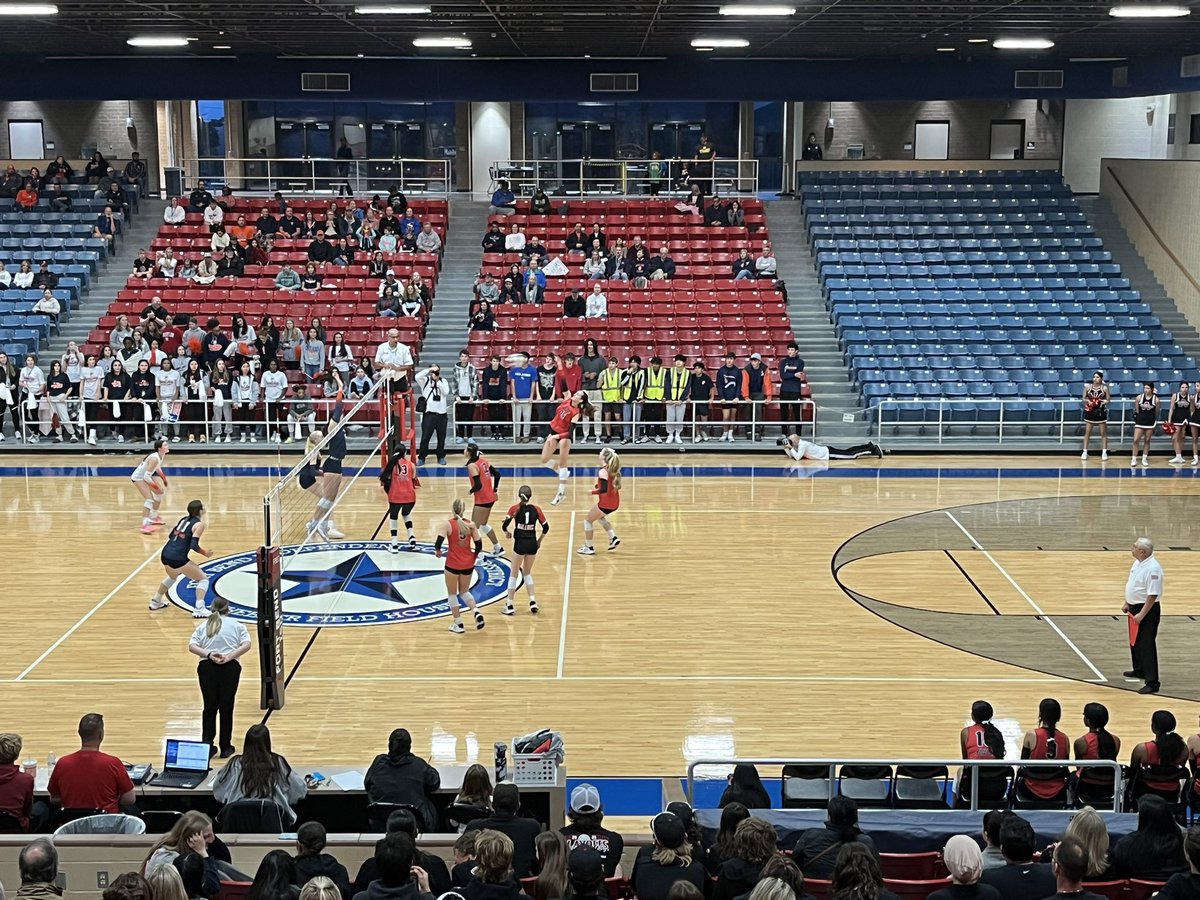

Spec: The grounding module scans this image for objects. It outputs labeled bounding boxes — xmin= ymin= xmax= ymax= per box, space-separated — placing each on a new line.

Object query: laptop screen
xmin=164 ymin=739 xmax=211 ymax=772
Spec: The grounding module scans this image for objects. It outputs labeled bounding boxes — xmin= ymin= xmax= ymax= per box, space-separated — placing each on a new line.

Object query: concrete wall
xmin=1100 ymin=158 xmax=1200 ymax=328
xmin=1062 ymin=96 xmax=1170 ymax=193
xmin=0 ymin=100 xmax=157 ymax=167
xmin=799 ymin=99 xmax=1063 ymax=163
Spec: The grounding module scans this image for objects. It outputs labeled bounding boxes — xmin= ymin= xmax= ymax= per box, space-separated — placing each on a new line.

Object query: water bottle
xmin=47 ymin=752 xmax=57 ymax=770
xmin=494 ymin=741 xmax=508 ymax=784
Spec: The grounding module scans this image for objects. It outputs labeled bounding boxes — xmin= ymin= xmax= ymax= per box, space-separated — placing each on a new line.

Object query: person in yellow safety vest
xmin=619 ymin=356 xmax=646 ymax=444
xmin=644 ymin=356 xmax=667 ymax=442
xmin=664 ymin=354 xmax=692 ymax=445
xmin=598 ymin=356 xmax=622 ymax=444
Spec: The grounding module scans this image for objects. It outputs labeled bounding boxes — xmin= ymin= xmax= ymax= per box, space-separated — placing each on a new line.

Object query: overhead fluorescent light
xmin=127 ymin=35 xmax=191 ymax=47
xmin=1110 ymin=4 xmax=1190 ymax=15
xmin=0 ymin=3 xmax=57 ymax=13
xmin=412 ymin=35 xmax=471 ymax=47
xmin=355 ymin=4 xmax=432 ymax=12
xmin=992 ymin=37 xmax=1055 ymax=49
xmin=690 ymin=37 xmax=750 ymax=48
xmin=213 ymin=44 xmax=232 ymax=49
xmin=718 ymin=5 xmax=795 ymax=15
xmin=967 ymin=37 xmax=989 ymax=43
xmin=937 ymin=46 xmax=955 ymax=51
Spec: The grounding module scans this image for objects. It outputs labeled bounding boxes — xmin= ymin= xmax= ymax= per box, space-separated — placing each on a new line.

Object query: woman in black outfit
xmin=707 ymin=802 xmax=751 ymax=875
xmin=830 ymin=843 xmax=899 ymax=900
xmin=1114 ymin=795 xmax=1187 ymax=879
xmin=129 ymin=359 xmax=157 ymax=443
xmin=792 ymin=796 xmax=875 ymax=880
xmin=182 ymin=357 xmax=208 ymax=443
xmin=1157 ymin=826 xmax=1200 ymax=900
xmin=715 ymin=817 xmax=779 ymax=900
xmin=0 ymin=352 xmax=20 ymax=438
xmin=720 ymin=764 xmax=771 ymax=809
xmin=246 ymin=849 xmax=300 ymax=900
xmin=103 ymin=358 xmax=132 ymax=441
xmin=631 ymin=813 xmax=706 ymax=900
xmin=257 ymin=315 xmax=280 ymax=368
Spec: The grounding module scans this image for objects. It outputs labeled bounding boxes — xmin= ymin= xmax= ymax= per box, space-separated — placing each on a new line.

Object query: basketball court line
xmin=556 ymin=510 xmax=577 ymax=679
xmin=15 ymin=546 xmax=162 ymax=681
xmin=12 ymin=673 xmax=1070 ymax=685
xmin=943 ymin=510 xmax=1108 ymax=682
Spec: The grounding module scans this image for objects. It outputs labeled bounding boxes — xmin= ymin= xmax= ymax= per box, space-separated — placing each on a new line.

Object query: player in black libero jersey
xmin=149 ymin=499 xmax=214 ymax=617
xmin=501 ymin=485 xmax=549 ymax=616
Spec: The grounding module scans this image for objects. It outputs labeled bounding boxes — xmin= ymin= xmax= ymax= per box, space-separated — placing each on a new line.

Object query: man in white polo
xmin=1123 ymin=536 xmax=1163 ymax=694
xmin=374 ymin=328 xmax=413 ymax=394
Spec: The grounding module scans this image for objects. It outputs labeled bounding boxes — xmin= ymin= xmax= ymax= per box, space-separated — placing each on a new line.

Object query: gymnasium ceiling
xmin=10 ymin=0 xmax=1200 ymax=59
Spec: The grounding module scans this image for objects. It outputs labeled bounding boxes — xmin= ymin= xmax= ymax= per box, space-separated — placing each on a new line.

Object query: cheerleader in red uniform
xmin=540 ymin=391 xmax=594 ymax=506
xmin=1080 ymin=371 xmax=1110 ymax=461
xmin=578 ymin=447 xmax=621 ymax=556
xmin=501 ymin=485 xmax=549 ymax=616
xmin=380 ymin=442 xmax=419 ymax=552
xmin=436 ymin=498 xmax=485 ymax=634
xmin=465 ymin=441 xmax=504 ymax=556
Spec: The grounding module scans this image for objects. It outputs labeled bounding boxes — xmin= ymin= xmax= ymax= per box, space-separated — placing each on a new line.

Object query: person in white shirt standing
xmin=415 ymin=364 xmax=452 ymax=465
xmin=259 ymin=359 xmax=289 ymax=444
xmin=374 ymin=329 xmax=414 ymax=394
xmin=1124 ymin=537 xmax=1164 ymax=694
xmin=188 ymin=595 xmax=251 ymax=759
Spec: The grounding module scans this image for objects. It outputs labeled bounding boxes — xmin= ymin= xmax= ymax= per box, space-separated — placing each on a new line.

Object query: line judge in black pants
xmin=1123 ymin=536 xmax=1164 ymax=695
xmin=415 ymin=364 xmax=451 ymax=465
xmin=189 ymin=596 xmax=251 ymax=759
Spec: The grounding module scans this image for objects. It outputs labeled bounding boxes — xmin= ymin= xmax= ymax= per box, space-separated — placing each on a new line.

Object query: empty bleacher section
xmin=799 ymin=169 xmax=1198 ymax=442
xmin=467 ymin=199 xmax=811 ymax=436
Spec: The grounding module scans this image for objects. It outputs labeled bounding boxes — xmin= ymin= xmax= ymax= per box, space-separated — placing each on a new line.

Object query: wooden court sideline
xmin=1 ymin=451 xmax=1198 ymax=778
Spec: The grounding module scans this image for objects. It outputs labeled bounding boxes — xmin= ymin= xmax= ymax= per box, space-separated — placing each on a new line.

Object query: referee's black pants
xmin=198 ymin=658 xmax=241 ymax=754
xmin=1129 ymin=603 xmax=1161 ymax=690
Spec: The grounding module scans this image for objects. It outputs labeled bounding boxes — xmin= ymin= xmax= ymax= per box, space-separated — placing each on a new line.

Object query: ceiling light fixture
xmin=967 ymin=37 xmax=989 ymax=43
xmin=355 ymin=4 xmax=432 ymax=12
xmin=937 ymin=46 xmax=955 ymax=51
xmin=0 ymin=3 xmax=57 ymax=13
xmin=718 ymin=5 xmax=796 ymax=15
xmin=127 ymin=35 xmax=191 ymax=47
xmin=992 ymin=37 xmax=1055 ymax=49
xmin=412 ymin=35 xmax=471 ymax=47
xmin=1109 ymin=3 xmax=1190 ymax=15
xmin=213 ymin=44 xmax=231 ymax=49
xmin=690 ymin=37 xmax=750 ymax=48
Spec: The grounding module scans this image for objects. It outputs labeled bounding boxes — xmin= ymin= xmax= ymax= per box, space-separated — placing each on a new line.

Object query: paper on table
xmin=330 ymin=770 xmax=365 ymax=791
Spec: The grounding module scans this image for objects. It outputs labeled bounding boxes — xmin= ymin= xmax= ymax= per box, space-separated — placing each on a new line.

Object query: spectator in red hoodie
xmin=0 ymin=732 xmax=42 ymax=831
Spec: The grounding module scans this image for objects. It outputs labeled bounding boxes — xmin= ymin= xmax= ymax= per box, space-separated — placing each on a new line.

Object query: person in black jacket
xmin=1113 ymin=795 xmax=1187 ymax=879
xmin=465 ymin=784 xmax=542 ymax=879
xmin=365 ymin=728 xmax=441 ymax=832
xmin=1158 ymin=825 xmax=1200 ymax=900
xmin=354 ymin=809 xmax=451 ymax=897
xmin=630 ymin=812 xmax=706 ymax=900
xmin=978 ymin=814 xmax=1056 ymax=900
xmin=482 ymin=223 xmax=505 ymax=254
xmin=309 ymin=231 xmax=338 ymax=265
xmin=792 ymin=796 xmax=875 ymax=879
xmin=720 ymin=764 xmax=771 ymax=810
xmin=352 ymin=832 xmax=437 ymax=900
xmin=295 ymin=822 xmax=352 ymax=900
xmin=715 ymin=817 xmax=778 ymax=900
xmin=462 ymin=829 xmax=527 ymax=900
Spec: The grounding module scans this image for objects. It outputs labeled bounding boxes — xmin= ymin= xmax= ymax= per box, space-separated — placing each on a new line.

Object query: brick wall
xmin=800 ymin=99 xmax=1064 ymax=161
xmin=0 ymin=100 xmax=159 ymax=182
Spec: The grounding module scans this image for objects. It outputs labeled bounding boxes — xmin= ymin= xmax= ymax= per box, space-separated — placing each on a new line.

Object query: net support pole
xmin=255 ymin=544 xmax=285 ymax=710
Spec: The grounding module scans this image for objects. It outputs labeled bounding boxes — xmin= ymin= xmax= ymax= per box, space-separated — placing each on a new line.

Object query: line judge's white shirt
xmin=191 ymin=615 xmax=251 ymax=657
xmin=1126 ymin=555 xmax=1164 ymax=608
xmin=375 ymin=340 xmax=414 ymax=379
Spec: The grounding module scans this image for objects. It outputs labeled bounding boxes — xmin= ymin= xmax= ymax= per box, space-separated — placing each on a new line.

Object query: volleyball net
xmin=254 ymin=378 xmax=416 ymax=709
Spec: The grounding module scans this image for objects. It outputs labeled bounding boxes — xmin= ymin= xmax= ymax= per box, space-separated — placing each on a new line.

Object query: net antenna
xmin=254 ymin=378 xmax=415 ymax=710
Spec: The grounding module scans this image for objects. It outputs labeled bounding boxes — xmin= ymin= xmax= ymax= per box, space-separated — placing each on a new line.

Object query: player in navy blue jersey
xmin=149 ymin=499 xmax=213 ymax=617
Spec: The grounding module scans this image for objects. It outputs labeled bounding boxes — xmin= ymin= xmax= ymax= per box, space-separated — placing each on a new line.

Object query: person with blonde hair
xmin=146 ymin=863 xmax=188 ymax=900
xmin=578 ymin=447 xmax=621 ymax=556
xmin=187 ymin=592 xmax=251 ymax=759
xmin=0 ymin=731 xmax=37 ymax=830
xmin=745 ymin=879 xmax=796 ymax=900
xmin=1044 ymin=807 xmax=1113 ymax=880
xmin=631 ymin=812 xmax=706 ymax=900
xmin=142 ymin=810 xmax=241 ymax=892
xmin=463 ymin=829 xmax=523 ymax=900
xmin=437 ymin=498 xmax=485 ymax=634
xmin=533 ymin=831 xmax=570 ymax=900
xmin=300 ymin=876 xmax=342 ymax=900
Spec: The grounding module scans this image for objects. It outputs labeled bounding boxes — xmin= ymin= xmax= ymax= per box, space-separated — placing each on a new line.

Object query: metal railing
xmin=872 ymin=398 xmax=1141 ymax=444
xmin=492 ymin=158 xmax=760 ymax=198
xmin=181 ymin=157 xmax=453 ymax=196
xmin=686 ymin=757 xmax=1126 ymax=812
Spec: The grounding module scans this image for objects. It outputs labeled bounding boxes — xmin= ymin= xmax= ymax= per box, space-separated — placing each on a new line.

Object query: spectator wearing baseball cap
xmin=631 ymin=812 xmax=706 ymax=900
xmin=561 ymin=783 xmax=626 ymax=877
xmin=568 ymin=847 xmax=606 ymax=900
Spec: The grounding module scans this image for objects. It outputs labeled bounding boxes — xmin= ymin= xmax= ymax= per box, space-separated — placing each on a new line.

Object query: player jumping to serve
xmin=541 ymin=390 xmax=593 ymax=506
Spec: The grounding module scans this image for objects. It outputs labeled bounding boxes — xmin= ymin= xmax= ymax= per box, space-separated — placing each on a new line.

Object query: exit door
xmin=559 ymin=122 xmax=616 ymax=192
xmin=990 ymin=119 xmax=1026 ymax=160
xmin=276 ymin=120 xmax=334 ymax=186
xmin=649 ymin=121 xmax=703 ymax=160
xmin=368 ymin=122 xmax=430 ymax=188
xmin=914 ymin=121 xmax=950 ymax=160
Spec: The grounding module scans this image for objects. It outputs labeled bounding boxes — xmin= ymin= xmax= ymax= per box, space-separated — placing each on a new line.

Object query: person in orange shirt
xmin=740 ymin=353 xmax=774 ymax=442
xmin=227 ymin=214 xmax=256 ymax=250
xmin=15 ymin=184 xmax=37 ymax=211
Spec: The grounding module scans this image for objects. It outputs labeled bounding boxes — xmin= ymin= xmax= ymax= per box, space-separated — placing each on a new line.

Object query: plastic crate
xmin=513 ymin=753 xmax=558 ymax=785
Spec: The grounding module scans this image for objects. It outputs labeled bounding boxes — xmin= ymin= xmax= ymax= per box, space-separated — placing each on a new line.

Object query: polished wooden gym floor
xmin=2 ymin=450 xmax=1198 ymax=777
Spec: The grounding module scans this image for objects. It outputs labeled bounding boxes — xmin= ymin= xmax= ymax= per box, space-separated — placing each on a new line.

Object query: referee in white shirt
xmin=1123 ymin=536 xmax=1164 ymax=694
xmin=374 ymin=329 xmax=414 ymax=393
xmin=188 ymin=596 xmax=251 ymax=758
xmin=415 ymin=364 xmax=451 ymax=465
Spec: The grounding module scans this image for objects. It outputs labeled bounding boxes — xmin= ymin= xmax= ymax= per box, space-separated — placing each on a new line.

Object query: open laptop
xmin=152 ymin=739 xmax=212 ymax=789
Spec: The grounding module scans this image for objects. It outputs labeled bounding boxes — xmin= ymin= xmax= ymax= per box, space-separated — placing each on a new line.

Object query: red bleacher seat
xmin=883 ymin=878 xmax=951 ymax=900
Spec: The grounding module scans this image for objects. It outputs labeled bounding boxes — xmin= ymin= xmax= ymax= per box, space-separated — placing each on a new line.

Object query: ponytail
xmin=204 ymin=596 xmax=230 ymax=638
xmin=1152 ymin=710 xmax=1186 ymax=764
xmin=972 ymin=700 xmax=1005 ymax=759
xmin=1084 ymin=703 xmax=1118 ymax=761
xmin=600 ymin=447 xmax=622 ymax=491
xmin=518 ymin=485 xmax=532 ymax=504
xmin=1039 ymin=698 xmax=1062 ymax=759
xmin=451 ymin=498 xmax=469 ymax=540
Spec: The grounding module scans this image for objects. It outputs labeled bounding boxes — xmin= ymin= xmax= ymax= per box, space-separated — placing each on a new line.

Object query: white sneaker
xmin=1081 ymin=450 xmax=1088 ymax=460
xmin=608 ymin=535 xmax=621 ymax=551
xmin=489 ymin=545 xmax=505 ymax=557
xmin=171 ymin=436 xmax=180 ymax=443
xmin=1142 ymin=457 xmax=1150 ymax=467
xmin=273 ymin=434 xmax=281 ymax=444
xmin=88 ymin=429 xmax=97 ymax=445
xmin=700 ymin=431 xmax=709 ymax=441
xmin=1131 ymin=458 xmax=1138 ymax=467
xmin=502 ymin=603 xmax=515 ymax=616
xmin=448 ymin=620 xmax=465 ymax=634
xmin=1170 ymin=454 xmax=1184 ymax=464
xmin=0 ymin=432 xmax=5 ymax=442
xmin=389 ymin=541 xmax=400 ymax=554
xmin=1102 ymin=449 xmax=1108 ymax=461
xmin=1193 ymin=456 xmax=1198 ymax=466
xmin=250 ymin=435 xmax=257 ymax=443
xmin=577 ymin=545 xmax=596 ymax=555
xmin=552 ymin=486 xmax=566 ymax=506
xmin=192 ymin=600 xmax=210 ymax=618
xmin=115 ymin=434 xmax=123 ymax=443
xmin=148 ymin=597 xmax=168 ymax=611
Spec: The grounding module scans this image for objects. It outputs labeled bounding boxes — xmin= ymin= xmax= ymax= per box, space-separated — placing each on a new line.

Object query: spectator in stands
xmin=1113 ymin=795 xmax=1186 ymax=879
xmin=13 ymin=838 xmax=58 ymax=900
xmin=156 ymin=246 xmax=178 ymax=278
xmin=218 ymin=247 xmax=244 ymax=279
xmin=451 ymin=831 xmax=479 ymax=887
xmin=828 ymin=844 xmax=893 ymax=900
xmin=1157 ymin=826 xmax=1200 ymax=900
xmin=981 ymin=810 xmax=1006 ymax=870
xmin=525 ymin=261 xmax=547 ymax=305
xmin=364 ymin=728 xmax=441 ymax=832
xmin=12 ymin=259 xmax=33 ymax=289
xmin=47 ymin=712 xmax=136 ymax=815
xmin=95 ymin=165 xmax=118 ymax=197
xmin=462 ymin=784 xmax=540 ymax=878
xmin=490 ymin=180 xmax=517 ymax=216
xmin=278 ymin=206 xmax=302 ymax=237
xmin=84 ymin=151 xmax=109 ymax=183
xmin=732 ymin=249 xmax=756 ymax=281
xmin=586 ymin=284 xmax=607 ymax=319
xmin=499 ymin=275 xmax=521 ymax=306
xmin=400 ymin=225 xmax=419 ymax=253
xmin=705 ymin=197 xmax=728 ymax=227
xmin=0 ymin=351 xmax=19 ymax=440
xmin=792 ymin=796 xmax=873 ymax=879
xmin=354 ymin=810 xmax=448 ymax=898
xmin=1043 ymin=806 xmax=1113 ymax=880
xmin=481 ymin=223 xmax=505 ymax=255
xmin=202 ymin=197 xmax=224 ymax=230
xmin=294 ymin=821 xmax=352 ymax=900
xmin=471 ymin=300 xmax=495 ymax=331
xmin=928 ymin=835 xmax=999 ymax=900
xmin=453 ymin=763 xmax=493 ymax=821
xmin=1042 ymin=838 xmax=1106 ymax=900
xmin=45 ymin=154 xmax=72 ymax=183
xmin=14 ymin=181 xmax=37 ymax=211
xmin=480 ymin=355 xmax=510 ymax=439
xmin=399 ymin=207 xmax=420 ymax=236
xmin=399 ymin=285 xmax=424 ymax=318
xmin=649 ymin=246 xmax=676 ymax=281
xmin=777 ymin=343 xmax=805 ymax=437
xmin=247 ymin=850 xmax=300 ymax=900
xmin=32 ymin=289 xmax=60 ymax=329
xmin=721 ymin=764 xmax=771 ymax=810
xmin=504 ymin=222 xmax=526 ymax=253
xmin=632 ymin=812 xmax=706 ymax=900
xmin=109 ymin=314 xmax=134 ymax=350
xmin=741 ymin=354 xmax=772 ymax=441
xmin=309 ymin=230 xmax=337 ymax=265
xmin=17 ymin=354 xmax=47 ymax=441
xmin=715 ymin=818 xmax=778 ymax=900
xmin=461 ymin=829 xmax=522 ymax=900
xmin=229 ymin=214 xmax=255 ymax=250
xmin=726 ymin=201 xmax=745 ymax=228
xmin=755 ymin=242 xmax=776 ymax=279
xmin=104 ymin=179 xmax=128 ymax=215
xmin=801 ymin=133 xmax=823 ymax=161
xmin=48 ymin=182 xmax=72 ymax=212
xmin=178 ymin=256 xmax=197 ymax=280
xmin=124 ymin=152 xmax=148 ymax=196
xmin=0 ymin=733 xmax=39 ymax=831
xmin=94 ymin=205 xmax=118 ymax=246
xmin=378 ymin=226 xmax=399 ymax=254
xmin=564 ymin=286 xmax=586 ymax=319
xmin=23 ymin=167 xmax=42 ymax=193
xmin=209 ymin=223 xmax=230 ymax=256
xmin=583 ymin=252 xmax=607 ymax=281
xmin=0 ymin=261 xmax=10 ymax=287
xmin=378 ymin=271 xmax=403 ymax=306
xmin=416 ymin=222 xmax=442 ymax=257
xmin=142 ymin=811 xmax=234 ymax=890
xmin=163 ymin=197 xmax=186 ymax=226
xmin=606 ymin=243 xmax=629 ymax=281
xmin=273 ymin=262 xmax=301 ymax=292
xmin=193 ymin=252 xmax=218 ymax=286
xmin=565 ymin=224 xmax=588 ymax=256
xmin=103 ymin=872 xmax=152 ymax=900
xmin=202 ymin=318 xmax=231 ymax=370
xmin=354 ymin=831 xmax=436 ymax=900
xmin=979 ymin=815 xmax=1056 ymax=900
xmin=474 ymin=272 xmax=499 ymax=306
xmin=367 ymin=250 xmax=390 ymax=280
xmin=213 ymin=723 xmax=307 ymax=825
xmin=532 ymin=831 xmax=570 ymax=900
xmin=301 ymin=262 xmax=324 ymax=293
xmin=36 ymin=261 xmax=60 ymax=290
xmin=254 ymin=206 xmax=278 ymax=237
xmin=141 ymin=295 xmax=170 ymax=325
xmin=0 ymin=164 xmax=19 ymax=198
xmin=525 ymin=234 xmax=548 ymax=264
xmin=528 ymin=187 xmax=551 ymax=215
xmin=130 ymin=249 xmax=154 ymax=280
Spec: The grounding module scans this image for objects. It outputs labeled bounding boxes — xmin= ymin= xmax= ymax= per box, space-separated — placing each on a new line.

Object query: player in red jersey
xmin=541 ymin=390 xmax=594 ymax=506
xmin=465 ymin=441 xmax=504 ymax=556
xmin=578 ymin=447 xmax=621 ymax=556
xmin=435 ymin=498 xmax=485 ymax=634
xmin=380 ymin=442 xmax=419 ymax=552
xmin=501 ymin=484 xmax=550 ymax=616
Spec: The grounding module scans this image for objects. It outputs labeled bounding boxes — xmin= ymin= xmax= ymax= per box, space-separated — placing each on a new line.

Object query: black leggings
xmin=0 ymin=394 xmax=18 ymax=432
xmin=388 ymin=502 xmax=416 ymax=538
